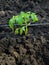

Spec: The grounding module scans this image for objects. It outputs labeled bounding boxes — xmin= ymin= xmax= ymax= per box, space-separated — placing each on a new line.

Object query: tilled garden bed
xmin=0 ymin=26 xmax=49 ymax=65
xmin=0 ymin=0 xmax=49 ymax=65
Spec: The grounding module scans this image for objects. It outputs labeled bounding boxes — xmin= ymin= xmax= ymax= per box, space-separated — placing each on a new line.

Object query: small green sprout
xmin=9 ymin=11 xmax=38 ymax=35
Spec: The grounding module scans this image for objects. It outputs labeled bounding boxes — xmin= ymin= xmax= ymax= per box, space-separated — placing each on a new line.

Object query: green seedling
xmin=9 ymin=11 xmax=39 ymax=35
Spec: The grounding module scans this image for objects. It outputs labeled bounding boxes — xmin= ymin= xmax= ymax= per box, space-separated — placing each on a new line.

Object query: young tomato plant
xmin=9 ymin=11 xmax=39 ymax=35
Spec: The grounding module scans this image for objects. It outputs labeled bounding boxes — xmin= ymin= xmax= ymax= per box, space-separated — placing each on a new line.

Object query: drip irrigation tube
xmin=0 ymin=23 xmax=49 ymax=38
xmin=0 ymin=23 xmax=49 ymax=27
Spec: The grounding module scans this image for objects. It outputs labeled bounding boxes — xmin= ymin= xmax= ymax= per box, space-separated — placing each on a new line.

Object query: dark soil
xmin=0 ymin=0 xmax=49 ymax=24
xmin=0 ymin=0 xmax=49 ymax=65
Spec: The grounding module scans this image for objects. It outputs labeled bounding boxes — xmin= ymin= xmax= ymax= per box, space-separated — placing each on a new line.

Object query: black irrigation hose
xmin=0 ymin=23 xmax=49 ymax=38
xmin=0 ymin=23 xmax=49 ymax=27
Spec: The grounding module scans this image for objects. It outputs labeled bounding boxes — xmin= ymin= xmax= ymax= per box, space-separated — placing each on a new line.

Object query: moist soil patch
xmin=0 ymin=0 xmax=49 ymax=65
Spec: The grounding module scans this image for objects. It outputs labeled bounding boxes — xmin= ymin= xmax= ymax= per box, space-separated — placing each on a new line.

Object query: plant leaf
xmin=20 ymin=27 xmax=25 ymax=35
xmin=31 ymin=13 xmax=38 ymax=23
xmin=20 ymin=11 xmax=25 ymax=18
xmin=20 ymin=12 xmax=30 ymax=23
xmin=20 ymin=28 xmax=23 ymax=35
xmin=22 ymin=27 xmax=25 ymax=31
xmin=15 ymin=15 xmax=24 ymax=26
xmin=15 ymin=28 xmax=19 ymax=34
xmin=9 ymin=16 xmax=15 ymax=31
xmin=25 ymin=13 xmax=30 ymax=22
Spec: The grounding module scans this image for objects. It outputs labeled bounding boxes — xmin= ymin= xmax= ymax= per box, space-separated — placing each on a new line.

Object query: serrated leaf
xmin=9 ymin=22 xmax=14 ymax=31
xmin=15 ymin=28 xmax=19 ymax=34
xmin=20 ymin=12 xmax=25 ymax=23
xmin=25 ymin=13 xmax=30 ymax=21
xmin=20 ymin=11 xmax=25 ymax=18
xmin=9 ymin=16 xmax=15 ymax=31
xmin=20 ymin=12 xmax=30 ymax=23
xmin=31 ymin=13 xmax=38 ymax=23
xmin=15 ymin=15 xmax=24 ymax=26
